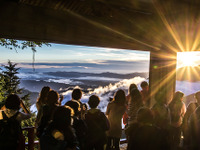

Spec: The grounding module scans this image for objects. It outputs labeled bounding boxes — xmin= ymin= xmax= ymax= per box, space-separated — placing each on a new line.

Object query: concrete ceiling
xmin=1 ymin=0 xmax=200 ymax=53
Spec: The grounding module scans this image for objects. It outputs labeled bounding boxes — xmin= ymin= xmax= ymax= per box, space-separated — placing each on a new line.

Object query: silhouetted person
xmin=66 ymin=99 xmax=87 ymax=150
xmin=36 ymin=86 xmax=51 ymax=111
xmin=40 ymin=106 xmax=78 ymax=150
xmin=169 ymin=91 xmax=186 ymax=149
xmin=65 ymin=88 xmax=85 ymax=119
xmin=127 ymin=88 xmax=143 ymax=126
xmin=85 ymin=95 xmax=109 ymax=150
xmin=123 ymin=83 xmax=138 ymax=126
xmin=106 ymin=90 xmax=126 ymax=150
xmin=152 ymin=91 xmax=171 ymax=129
xmin=140 ymin=81 xmax=150 ymax=108
xmin=37 ymin=90 xmax=59 ymax=138
xmin=127 ymin=107 xmax=168 ymax=150
xmin=35 ymin=86 xmax=51 ymax=128
xmin=0 ymin=94 xmax=31 ymax=150
xmin=188 ymin=91 xmax=200 ymax=150
xmin=182 ymin=101 xmax=198 ymax=146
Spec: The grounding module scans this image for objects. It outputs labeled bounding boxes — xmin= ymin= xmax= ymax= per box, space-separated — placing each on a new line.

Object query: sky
xmin=0 ymin=43 xmax=150 ymax=73
xmin=1 ymin=42 xmax=200 ymax=73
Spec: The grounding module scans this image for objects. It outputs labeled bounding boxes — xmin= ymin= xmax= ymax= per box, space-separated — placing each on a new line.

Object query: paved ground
xmin=120 ymin=143 xmax=127 ymax=150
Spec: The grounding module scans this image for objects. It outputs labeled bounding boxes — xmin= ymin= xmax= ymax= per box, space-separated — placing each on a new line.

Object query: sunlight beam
xmin=153 ymin=1 xmax=185 ymax=52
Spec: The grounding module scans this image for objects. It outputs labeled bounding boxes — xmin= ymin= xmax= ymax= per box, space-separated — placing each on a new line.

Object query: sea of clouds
xmin=30 ymin=75 xmax=200 ymax=113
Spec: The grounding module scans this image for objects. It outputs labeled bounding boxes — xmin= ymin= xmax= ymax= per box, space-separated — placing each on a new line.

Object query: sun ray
xmin=150 ymin=68 xmax=177 ymax=99
xmin=185 ymin=20 xmax=190 ymax=51
xmin=178 ymin=66 xmax=186 ymax=81
xmin=153 ymin=1 xmax=185 ymax=52
xmin=191 ymin=22 xmax=200 ymax=51
xmin=191 ymin=67 xmax=200 ymax=80
xmin=64 ymin=8 xmax=160 ymax=50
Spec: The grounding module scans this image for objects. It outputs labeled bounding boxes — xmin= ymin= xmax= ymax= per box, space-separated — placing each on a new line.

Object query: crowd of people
xmin=0 ymin=81 xmax=200 ymax=150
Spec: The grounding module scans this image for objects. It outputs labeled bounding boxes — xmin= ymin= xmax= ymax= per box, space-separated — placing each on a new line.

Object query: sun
xmin=177 ymin=52 xmax=200 ymax=68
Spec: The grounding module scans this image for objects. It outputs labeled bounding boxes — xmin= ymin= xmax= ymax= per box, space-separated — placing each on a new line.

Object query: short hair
xmin=137 ymin=107 xmax=154 ymax=124
xmin=88 ymin=95 xmax=100 ymax=108
xmin=114 ymin=89 xmax=126 ymax=104
xmin=46 ymin=90 xmax=59 ymax=105
xmin=140 ymin=81 xmax=149 ymax=88
xmin=5 ymin=94 xmax=21 ymax=110
xmin=65 ymin=100 xmax=80 ymax=116
xmin=72 ymin=88 xmax=82 ymax=100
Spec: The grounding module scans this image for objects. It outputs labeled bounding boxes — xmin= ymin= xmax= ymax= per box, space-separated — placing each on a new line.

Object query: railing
xmin=22 ymin=127 xmax=127 ymax=150
xmin=22 ymin=127 xmax=39 ymax=150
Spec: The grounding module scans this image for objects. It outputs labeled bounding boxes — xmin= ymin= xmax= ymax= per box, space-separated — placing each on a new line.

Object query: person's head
xmin=130 ymin=88 xmax=142 ymax=102
xmin=53 ymin=106 xmax=74 ymax=127
xmin=46 ymin=90 xmax=59 ymax=106
xmin=38 ymin=86 xmax=50 ymax=104
xmin=72 ymin=88 xmax=82 ymax=101
xmin=114 ymin=89 xmax=126 ymax=105
xmin=137 ymin=107 xmax=154 ymax=124
xmin=140 ymin=81 xmax=149 ymax=91
xmin=172 ymin=91 xmax=184 ymax=102
xmin=65 ymin=100 xmax=80 ymax=116
xmin=195 ymin=91 xmax=200 ymax=105
xmin=129 ymin=84 xmax=138 ymax=93
xmin=5 ymin=94 xmax=21 ymax=110
xmin=88 ymin=95 xmax=100 ymax=109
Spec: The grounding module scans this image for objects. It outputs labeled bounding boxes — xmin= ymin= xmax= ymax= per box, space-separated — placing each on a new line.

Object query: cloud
xmin=61 ymin=76 xmax=146 ymax=112
xmin=18 ymin=60 xmax=149 ymax=73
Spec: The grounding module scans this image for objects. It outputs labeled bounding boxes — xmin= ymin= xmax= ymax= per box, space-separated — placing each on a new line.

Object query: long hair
xmin=114 ymin=89 xmax=126 ymax=105
xmin=130 ymin=88 xmax=142 ymax=103
xmin=46 ymin=90 xmax=59 ymax=106
xmin=129 ymin=84 xmax=138 ymax=93
xmin=171 ymin=91 xmax=184 ymax=103
xmin=37 ymin=86 xmax=50 ymax=104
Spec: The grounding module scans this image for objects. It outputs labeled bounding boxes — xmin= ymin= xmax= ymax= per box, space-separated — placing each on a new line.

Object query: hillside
xmin=176 ymin=65 xmax=200 ymax=82
xmin=44 ymin=71 xmax=149 ymax=79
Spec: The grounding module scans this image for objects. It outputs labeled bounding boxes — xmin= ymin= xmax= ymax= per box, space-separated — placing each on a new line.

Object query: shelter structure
xmin=1 ymin=0 xmax=200 ymax=105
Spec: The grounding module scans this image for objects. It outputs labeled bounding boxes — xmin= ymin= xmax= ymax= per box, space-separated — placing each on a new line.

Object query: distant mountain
xmin=44 ymin=71 xmax=149 ymax=79
xmin=19 ymin=89 xmax=39 ymax=105
xmin=176 ymin=65 xmax=200 ymax=82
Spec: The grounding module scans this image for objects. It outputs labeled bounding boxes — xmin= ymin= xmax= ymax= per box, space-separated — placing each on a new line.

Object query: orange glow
xmin=177 ymin=52 xmax=200 ymax=68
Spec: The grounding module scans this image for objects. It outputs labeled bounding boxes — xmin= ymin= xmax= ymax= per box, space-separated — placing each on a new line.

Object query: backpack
xmin=0 ymin=111 xmax=21 ymax=150
xmin=40 ymin=129 xmax=68 ymax=150
xmin=85 ymin=111 xmax=109 ymax=145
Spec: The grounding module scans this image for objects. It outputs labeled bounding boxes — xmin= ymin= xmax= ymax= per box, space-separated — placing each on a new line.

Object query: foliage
xmin=0 ymin=38 xmax=51 ymax=70
xmin=1 ymin=60 xmax=22 ymax=97
xmin=0 ymin=61 xmax=36 ymax=142
xmin=0 ymin=38 xmax=51 ymax=52
xmin=0 ymin=39 xmax=50 ymax=145
xmin=0 ymin=75 xmax=6 ymax=104
xmin=21 ymin=94 xmax=36 ymax=128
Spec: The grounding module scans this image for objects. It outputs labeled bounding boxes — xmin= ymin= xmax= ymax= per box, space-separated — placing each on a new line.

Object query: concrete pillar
xmin=149 ymin=51 xmax=177 ymax=106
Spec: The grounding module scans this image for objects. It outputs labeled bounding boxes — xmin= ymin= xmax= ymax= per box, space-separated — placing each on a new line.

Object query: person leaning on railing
xmin=0 ymin=94 xmax=31 ymax=150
